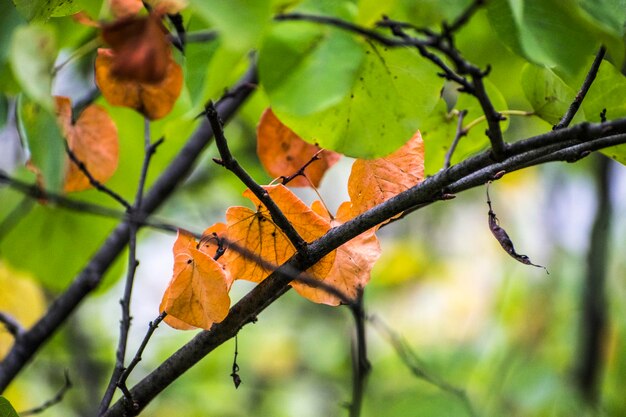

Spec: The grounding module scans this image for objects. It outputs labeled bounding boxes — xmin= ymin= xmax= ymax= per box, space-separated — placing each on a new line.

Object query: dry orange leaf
xmin=55 ymin=96 xmax=119 ymax=193
xmin=257 ymin=108 xmax=341 ymax=187
xmin=348 ymin=130 xmax=425 ymax=219
xmin=292 ymin=201 xmax=381 ymax=305
xmin=101 ymin=13 xmax=170 ymax=84
xmin=95 ymin=48 xmax=183 ymax=120
xmin=160 ymin=230 xmax=231 ymax=330
xmin=224 ymin=184 xmax=335 ymax=283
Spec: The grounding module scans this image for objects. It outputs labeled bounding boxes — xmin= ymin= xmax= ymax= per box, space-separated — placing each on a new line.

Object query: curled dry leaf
xmin=55 ymin=96 xmax=119 ymax=193
xmin=294 ymin=201 xmax=381 ymax=305
xmin=160 ymin=230 xmax=232 ymax=330
xmin=224 ymin=184 xmax=335 ymax=283
xmin=257 ymin=108 xmax=341 ymax=187
xmin=348 ymin=130 xmax=425 ymax=219
xmin=101 ymin=13 xmax=170 ymax=84
xmin=95 ymin=48 xmax=183 ymax=120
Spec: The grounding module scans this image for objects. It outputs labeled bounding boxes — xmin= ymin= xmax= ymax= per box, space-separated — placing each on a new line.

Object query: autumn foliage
xmin=160 ymin=108 xmax=424 ymax=328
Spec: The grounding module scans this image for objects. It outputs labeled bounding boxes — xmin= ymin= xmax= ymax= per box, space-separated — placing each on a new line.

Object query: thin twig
xmin=204 ymin=101 xmax=307 ymax=252
xmin=280 ymin=149 xmax=323 ymax=185
xmin=0 ymin=312 xmax=25 ymax=337
xmin=0 ymin=171 xmax=180 ymax=235
xmin=98 ymin=120 xmax=164 ymax=415
xmin=19 ymin=370 xmax=72 ymax=416
xmin=444 ymin=0 xmax=485 ymax=35
xmin=65 ymin=143 xmax=132 ymax=210
xmin=117 ymin=312 xmax=167 ymax=412
xmin=555 ymin=46 xmax=606 ymax=130
xmin=369 ymin=316 xmax=479 ymax=417
xmin=275 ymin=13 xmax=403 ymax=47
xmin=444 ymin=110 xmax=468 ymax=169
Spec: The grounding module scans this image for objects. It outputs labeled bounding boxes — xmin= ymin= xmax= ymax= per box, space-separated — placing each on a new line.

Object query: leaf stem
xmin=463 ymin=110 xmax=534 ymax=133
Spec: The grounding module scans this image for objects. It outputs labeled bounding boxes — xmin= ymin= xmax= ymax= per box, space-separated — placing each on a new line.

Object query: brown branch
xmin=98 ymin=123 xmax=165 ymax=415
xmin=0 ymin=171 xmax=181 ymax=235
xmin=555 ymin=46 xmax=606 ymax=130
xmin=117 ymin=312 xmax=167 ymax=412
xmin=0 ymin=312 xmax=24 ymax=337
xmin=575 ymin=155 xmax=613 ymax=403
xmin=64 ymin=143 xmax=132 ymax=210
xmin=204 ymin=101 xmax=307 ymax=252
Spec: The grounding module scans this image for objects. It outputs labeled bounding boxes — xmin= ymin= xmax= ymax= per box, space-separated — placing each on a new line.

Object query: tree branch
xmin=205 ymin=101 xmax=307 ymax=252
xmin=98 ymin=122 xmax=164 ymax=415
xmin=555 ymin=46 xmax=606 ymax=130
xmin=103 ymin=117 xmax=626 ymax=416
xmin=0 ymin=64 xmax=259 ymax=392
xmin=575 ymin=155 xmax=613 ymax=403
xmin=0 ymin=312 xmax=25 ymax=338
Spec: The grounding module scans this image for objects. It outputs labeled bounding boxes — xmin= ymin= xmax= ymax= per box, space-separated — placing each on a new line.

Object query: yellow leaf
xmin=160 ymin=230 xmax=231 ymax=330
xmin=224 ymin=185 xmax=335 ymax=283
xmin=293 ymin=201 xmax=380 ymax=305
xmin=348 ymin=130 xmax=424 ymax=219
xmin=55 ymin=96 xmax=119 ymax=192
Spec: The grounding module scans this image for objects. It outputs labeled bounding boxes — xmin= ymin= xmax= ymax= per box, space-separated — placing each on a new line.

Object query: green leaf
xmin=12 ymin=0 xmax=81 ymax=21
xmin=0 ymin=397 xmax=19 ymax=417
xmin=259 ymin=22 xmax=365 ymax=116
xmin=0 ymin=203 xmax=119 ymax=291
xmin=189 ymin=0 xmax=272 ymax=51
xmin=10 ymin=24 xmax=56 ymax=110
xmin=17 ymin=95 xmax=65 ymax=192
xmin=422 ymin=79 xmax=509 ymax=175
xmin=521 ymin=63 xmax=578 ymax=125
xmin=488 ymin=0 xmax=623 ymax=73
xmin=274 ymin=43 xmax=442 ymax=158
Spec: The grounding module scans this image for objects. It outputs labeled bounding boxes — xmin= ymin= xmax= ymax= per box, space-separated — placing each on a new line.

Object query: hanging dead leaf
xmin=95 ymin=48 xmax=183 ymax=120
xmin=292 ymin=201 xmax=380 ymax=305
xmin=160 ymin=230 xmax=231 ymax=330
xmin=224 ymin=185 xmax=335 ymax=283
xmin=257 ymin=108 xmax=341 ymax=187
xmin=348 ymin=130 xmax=425 ymax=218
xmin=101 ymin=13 xmax=170 ymax=84
xmin=54 ymin=96 xmax=119 ymax=193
